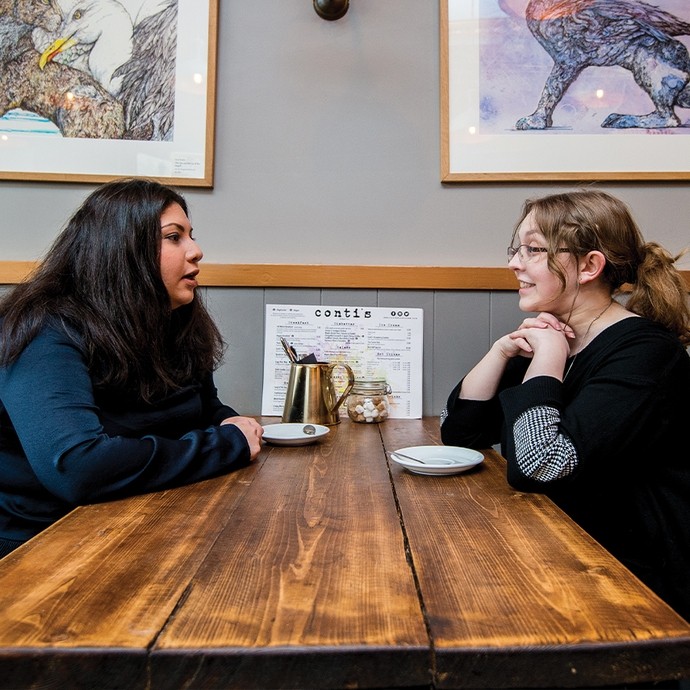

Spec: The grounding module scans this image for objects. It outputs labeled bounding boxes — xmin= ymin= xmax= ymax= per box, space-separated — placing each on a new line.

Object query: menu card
xmin=262 ymin=304 xmax=423 ymax=418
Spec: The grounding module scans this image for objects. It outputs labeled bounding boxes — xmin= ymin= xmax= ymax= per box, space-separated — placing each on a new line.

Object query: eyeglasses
xmin=507 ymin=244 xmax=570 ymax=263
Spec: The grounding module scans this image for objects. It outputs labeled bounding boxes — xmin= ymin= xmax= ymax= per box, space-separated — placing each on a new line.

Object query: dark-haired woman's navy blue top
xmin=0 ymin=322 xmax=251 ymax=548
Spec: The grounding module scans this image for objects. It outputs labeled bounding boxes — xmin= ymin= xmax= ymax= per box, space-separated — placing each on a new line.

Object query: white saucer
xmin=390 ymin=445 xmax=483 ymax=476
xmin=262 ymin=423 xmax=330 ymax=446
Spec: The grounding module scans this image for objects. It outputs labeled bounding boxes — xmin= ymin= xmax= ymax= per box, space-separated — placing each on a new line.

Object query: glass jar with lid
xmin=346 ymin=378 xmax=392 ymax=423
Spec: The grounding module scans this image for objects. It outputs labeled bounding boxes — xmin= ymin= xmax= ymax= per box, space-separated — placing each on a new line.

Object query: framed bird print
xmin=0 ymin=0 xmax=218 ymax=187
xmin=441 ymin=0 xmax=690 ymax=181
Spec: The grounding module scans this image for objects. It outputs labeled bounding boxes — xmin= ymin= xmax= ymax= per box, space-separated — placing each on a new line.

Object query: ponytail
xmin=524 ymin=190 xmax=689 ymax=345
xmin=626 ymin=243 xmax=690 ymax=345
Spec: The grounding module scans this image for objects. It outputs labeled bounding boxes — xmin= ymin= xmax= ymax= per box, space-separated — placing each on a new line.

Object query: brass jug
xmin=282 ymin=362 xmax=355 ymax=426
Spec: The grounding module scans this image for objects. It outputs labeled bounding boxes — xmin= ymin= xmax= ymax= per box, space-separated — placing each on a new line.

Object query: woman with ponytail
xmin=441 ymin=190 xmax=690 ymax=619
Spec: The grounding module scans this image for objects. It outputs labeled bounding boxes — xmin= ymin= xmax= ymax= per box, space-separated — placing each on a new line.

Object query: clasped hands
xmin=495 ymin=313 xmax=576 ymax=381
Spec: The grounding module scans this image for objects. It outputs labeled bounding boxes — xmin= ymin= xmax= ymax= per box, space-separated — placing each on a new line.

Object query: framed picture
xmin=441 ymin=0 xmax=690 ymax=182
xmin=0 ymin=0 xmax=217 ymax=187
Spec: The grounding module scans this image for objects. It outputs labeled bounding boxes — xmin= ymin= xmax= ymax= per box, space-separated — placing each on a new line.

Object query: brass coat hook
xmin=313 ymin=0 xmax=349 ymax=21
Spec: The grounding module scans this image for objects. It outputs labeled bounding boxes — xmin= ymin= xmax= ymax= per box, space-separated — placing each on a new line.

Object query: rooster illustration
xmin=516 ymin=0 xmax=690 ymax=129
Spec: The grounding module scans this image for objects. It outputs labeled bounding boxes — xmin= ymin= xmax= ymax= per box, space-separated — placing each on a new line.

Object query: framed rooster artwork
xmin=441 ymin=0 xmax=690 ymax=181
xmin=0 ymin=0 xmax=218 ymax=186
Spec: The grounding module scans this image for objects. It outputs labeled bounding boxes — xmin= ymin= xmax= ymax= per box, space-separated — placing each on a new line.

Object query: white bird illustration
xmin=32 ymin=0 xmax=177 ymax=140
xmin=0 ymin=0 xmax=125 ymax=138
xmin=34 ymin=0 xmax=134 ymax=96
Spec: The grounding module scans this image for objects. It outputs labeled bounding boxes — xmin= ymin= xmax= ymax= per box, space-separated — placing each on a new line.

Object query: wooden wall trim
xmin=0 ymin=262 xmax=38 ymax=284
xmin=1 ymin=261 xmax=688 ymax=291
xmin=198 ymin=264 xmax=521 ymax=289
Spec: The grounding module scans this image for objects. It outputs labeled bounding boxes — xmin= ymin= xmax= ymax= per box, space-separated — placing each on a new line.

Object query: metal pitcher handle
xmin=327 ymin=363 xmax=355 ymax=413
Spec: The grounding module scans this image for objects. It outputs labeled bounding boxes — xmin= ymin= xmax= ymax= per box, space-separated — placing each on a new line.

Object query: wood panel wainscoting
xmin=2 ymin=261 xmax=689 ymax=291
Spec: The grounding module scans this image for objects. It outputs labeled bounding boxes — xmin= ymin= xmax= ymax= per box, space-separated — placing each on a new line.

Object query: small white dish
xmin=390 ymin=445 xmax=483 ymax=476
xmin=262 ymin=423 xmax=330 ymax=446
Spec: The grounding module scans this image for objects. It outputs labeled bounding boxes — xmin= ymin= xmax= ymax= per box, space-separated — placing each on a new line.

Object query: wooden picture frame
xmin=0 ymin=0 xmax=218 ymax=187
xmin=441 ymin=0 xmax=690 ymax=182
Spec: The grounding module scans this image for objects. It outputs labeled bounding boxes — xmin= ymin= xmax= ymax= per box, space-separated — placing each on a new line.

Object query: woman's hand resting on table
xmin=221 ymin=416 xmax=264 ymax=460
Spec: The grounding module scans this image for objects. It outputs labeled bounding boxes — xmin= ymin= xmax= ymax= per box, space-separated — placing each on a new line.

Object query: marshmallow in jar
xmin=346 ymin=379 xmax=391 ymax=423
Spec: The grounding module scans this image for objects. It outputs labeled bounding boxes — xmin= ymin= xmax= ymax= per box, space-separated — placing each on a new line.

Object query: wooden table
xmin=0 ymin=418 xmax=688 ymax=689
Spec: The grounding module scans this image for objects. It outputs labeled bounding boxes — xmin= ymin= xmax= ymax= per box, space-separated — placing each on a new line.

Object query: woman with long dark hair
xmin=0 ymin=178 xmax=263 ymax=558
xmin=441 ymin=190 xmax=690 ymax=619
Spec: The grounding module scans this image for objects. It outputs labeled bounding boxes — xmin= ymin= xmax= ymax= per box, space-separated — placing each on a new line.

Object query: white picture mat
xmin=445 ymin=0 xmax=690 ymax=179
xmin=0 ymin=0 xmax=215 ymax=185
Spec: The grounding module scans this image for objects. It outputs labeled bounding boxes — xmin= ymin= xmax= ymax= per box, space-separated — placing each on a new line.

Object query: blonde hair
xmin=513 ymin=190 xmax=690 ymax=344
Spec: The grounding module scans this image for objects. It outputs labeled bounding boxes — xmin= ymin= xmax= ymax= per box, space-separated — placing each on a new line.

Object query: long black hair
xmin=0 ymin=178 xmax=225 ymax=400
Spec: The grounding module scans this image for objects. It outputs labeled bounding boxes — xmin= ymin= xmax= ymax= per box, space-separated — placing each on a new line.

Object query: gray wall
xmin=3 ymin=0 xmax=690 ymax=264
xmin=2 ymin=0 xmax=689 ymax=415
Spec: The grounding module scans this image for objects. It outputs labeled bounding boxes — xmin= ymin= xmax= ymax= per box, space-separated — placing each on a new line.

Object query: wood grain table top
xmin=0 ymin=417 xmax=688 ymax=689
